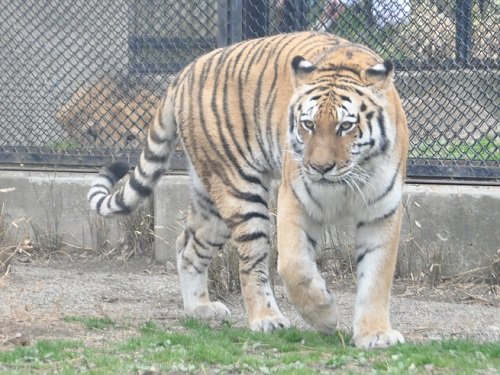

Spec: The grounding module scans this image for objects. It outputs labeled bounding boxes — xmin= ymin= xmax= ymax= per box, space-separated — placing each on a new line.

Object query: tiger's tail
xmin=87 ymin=88 xmax=177 ymax=217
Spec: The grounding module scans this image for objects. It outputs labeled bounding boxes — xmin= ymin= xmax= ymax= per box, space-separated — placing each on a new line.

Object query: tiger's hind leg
xmin=192 ymin=175 xmax=289 ymax=332
xmin=178 ymin=169 xmax=289 ymax=331
xmin=233 ymin=218 xmax=291 ymax=332
xmin=176 ymin=185 xmax=231 ymax=321
xmin=221 ymin=189 xmax=290 ymax=332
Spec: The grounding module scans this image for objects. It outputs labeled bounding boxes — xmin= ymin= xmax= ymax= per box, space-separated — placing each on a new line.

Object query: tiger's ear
xmin=292 ymin=56 xmax=316 ymax=73
xmin=291 ymin=56 xmax=317 ymax=84
xmin=363 ymin=60 xmax=394 ymax=88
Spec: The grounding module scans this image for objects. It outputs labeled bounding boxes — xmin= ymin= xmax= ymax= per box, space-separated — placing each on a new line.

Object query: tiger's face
xmin=294 ymin=96 xmax=364 ymax=184
xmin=55 ymin=79 xmax=159 ymax=148
xmin=288 ymin=54 xmax=395 ymax=185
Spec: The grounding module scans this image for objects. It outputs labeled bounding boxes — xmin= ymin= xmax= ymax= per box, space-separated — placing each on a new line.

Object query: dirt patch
xmin=0 ymin=254 xmax=498 ymax=351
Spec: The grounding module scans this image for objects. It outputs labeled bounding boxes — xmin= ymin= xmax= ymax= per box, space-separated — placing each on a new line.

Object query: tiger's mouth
xmin=316 ymin=177 xmax=344 ymax=185
xmin=302 ymin=168 xmax=352 ymax=185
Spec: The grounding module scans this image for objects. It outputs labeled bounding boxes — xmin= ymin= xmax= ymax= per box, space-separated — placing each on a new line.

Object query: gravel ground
xmin=0 ymin=256 xmax=498 ymax=350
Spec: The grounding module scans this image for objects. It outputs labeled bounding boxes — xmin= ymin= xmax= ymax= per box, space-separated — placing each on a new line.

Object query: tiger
xmin=55 ymin=77 xmax=160 ymax=148
xmin=88 ymin=31 xmax=408 ymax=348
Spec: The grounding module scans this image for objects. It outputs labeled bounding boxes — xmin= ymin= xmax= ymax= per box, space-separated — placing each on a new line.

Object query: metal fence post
xmin=243 ymin=0 xmax=268 ymax=38
xmin=293 ymin=0 xmax=308 ymax=30
xmin=232 ymin=0 xmax=243 ymax=42
xmin=456 ymin=0 xmax=473 ymax=65
xmin=217 ymin=0 xmax=229 ymax=47
xmin=280 ymin=0 xmax=308 ymax=32
xmin=218 ymin=0 xmax=242 ymax=47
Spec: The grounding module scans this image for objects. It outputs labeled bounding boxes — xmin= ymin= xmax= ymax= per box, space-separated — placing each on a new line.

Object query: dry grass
xmin=209 ymin=243 xmax=241 ymax=299
xmin=0 ymin=204 xmax=32 ymax=277
xmin=1 ymin=174 xmax=156 ymax=266
xmin=28 ymin=175 xmax=64 ymax=256
xmin=207 ymin=220 xmax=499 ymax=306
xmin=114 ymin=202 xmax=155 ymax=260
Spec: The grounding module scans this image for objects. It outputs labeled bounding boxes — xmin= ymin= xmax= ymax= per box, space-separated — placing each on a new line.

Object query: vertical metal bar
xmin=455 ymin=0 xmax=473 ymax=65
xmin=242 ymin=0 xmax=268 ymax=38
xmin=231 ymin=0 xmax=243 ymax=43
xmin=283 ymin=0 xmax=306 ymax=31
xmin=293 ymin=0 xmax=308 ymax=30
xmin=217 ymin=0 xmax=229 ymax=47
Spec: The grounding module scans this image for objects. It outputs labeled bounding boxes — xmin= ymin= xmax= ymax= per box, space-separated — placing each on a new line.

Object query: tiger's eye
xmin=339 ymin=122 xmax=355 ymax=132
xmin=301 ymin=120 xmax=315 ymax=130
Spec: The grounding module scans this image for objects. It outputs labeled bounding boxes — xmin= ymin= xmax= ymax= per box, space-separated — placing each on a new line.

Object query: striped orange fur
xmin=88 ymin=32 xmax=408 ymax=347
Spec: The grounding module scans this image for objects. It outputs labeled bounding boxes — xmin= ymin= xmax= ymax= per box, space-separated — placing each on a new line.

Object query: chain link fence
xmin=0 ymin=0 xmax=498 ymax=180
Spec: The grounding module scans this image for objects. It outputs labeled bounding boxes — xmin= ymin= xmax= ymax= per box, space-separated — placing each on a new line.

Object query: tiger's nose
xmin=309 ymin=162 xmax=336 ymax=175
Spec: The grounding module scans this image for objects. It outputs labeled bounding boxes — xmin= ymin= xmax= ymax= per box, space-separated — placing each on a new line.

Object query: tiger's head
xmin=55 ymin=78 xmax=159 ymax=148
xmin=288 ymin=47 xmax=400 ymax=185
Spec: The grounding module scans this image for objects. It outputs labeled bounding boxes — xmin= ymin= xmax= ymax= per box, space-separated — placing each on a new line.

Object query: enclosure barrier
xmin=0 ymin=0 xmax=498 ymax=180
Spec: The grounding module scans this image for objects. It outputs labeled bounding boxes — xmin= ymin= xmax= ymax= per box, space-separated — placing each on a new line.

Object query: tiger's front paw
xmin=190 ymin=302 xmax=231 ymax=321
xmin=300 ymin=299 xmax=338 ymax=334
xmin=249 ymin=314 xmax=291 ymax=333
xmin=352 ymin=329 xmax=404 ymax=349
xmin=289 ymin=281 xmax=338 ymax=334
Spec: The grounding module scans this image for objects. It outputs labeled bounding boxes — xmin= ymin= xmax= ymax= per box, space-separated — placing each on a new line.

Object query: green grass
xmin=0 ymin=340 xmax=82 ymax=374
xmin=47 ymin=142 xmax=81 ymax=152
xmin=63 ymin=316 xmax=116 ymax=330
xmin=411 ymin=135 xmax=500 ymax=161
xmin=1 ymin=317 xmax=499 ymax=374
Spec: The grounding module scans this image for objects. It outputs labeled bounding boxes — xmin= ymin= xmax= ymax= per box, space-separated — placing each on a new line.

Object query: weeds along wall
xmin=0 ymin=0 xmax=498 ymax=181
xmin=0 ymin=171 xmax=154 ymax=269
xmin=1 ymin=171 xmax=499 ymax=290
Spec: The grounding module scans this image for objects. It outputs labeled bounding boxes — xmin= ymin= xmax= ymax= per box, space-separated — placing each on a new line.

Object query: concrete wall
xmin=0 ymin=170 xmax=151 ymax=254
xmin=0 ymin=171 xmax=121 ymax=252
xmin=1 ymin=170 xmax=498 ymax=278
xmin=154 ymin=176 xmax=500 ymax=278
xmin=398 ymin=184 xmax=500 ymax=277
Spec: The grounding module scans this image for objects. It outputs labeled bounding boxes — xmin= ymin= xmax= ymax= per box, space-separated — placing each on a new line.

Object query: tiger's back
xmin=171 ymin=32 xmax=407 ymax=203
xmin=88 ymin=31 xmax=408 ymax=348
xmin=174 ymin=32 xmax=351 ymax=179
